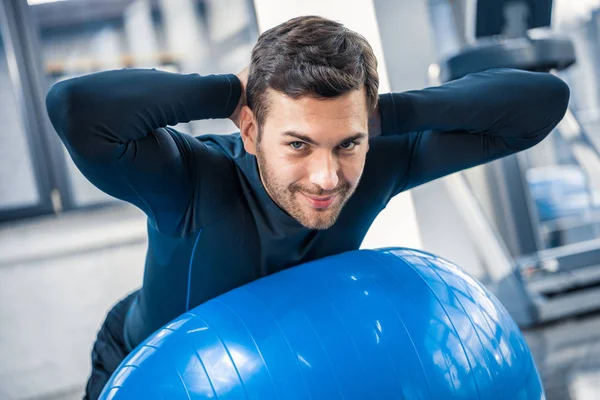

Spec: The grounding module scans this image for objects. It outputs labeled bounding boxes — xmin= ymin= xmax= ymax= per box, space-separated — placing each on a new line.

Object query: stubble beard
xmin=255 ymin=149 xmax=354 ymax=230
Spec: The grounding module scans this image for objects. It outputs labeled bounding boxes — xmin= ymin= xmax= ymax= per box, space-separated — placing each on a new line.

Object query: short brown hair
xmin=247 ymin=15 xmax=379 ymax=129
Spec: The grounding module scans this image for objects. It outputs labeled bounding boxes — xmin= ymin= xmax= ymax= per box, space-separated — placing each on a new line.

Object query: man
xmin=45 ymin=15 xmax=569 ymax=399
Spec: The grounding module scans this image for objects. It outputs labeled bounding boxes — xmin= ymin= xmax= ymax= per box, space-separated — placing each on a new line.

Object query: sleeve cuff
xmin=378 ymin=93 xmax=399 ymax=136
xmin=221 ymin=74 xmax=243 ymax=119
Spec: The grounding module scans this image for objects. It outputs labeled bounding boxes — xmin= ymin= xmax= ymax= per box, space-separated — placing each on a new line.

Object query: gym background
xmin=0 ymin=0 xmax=599 ymax=398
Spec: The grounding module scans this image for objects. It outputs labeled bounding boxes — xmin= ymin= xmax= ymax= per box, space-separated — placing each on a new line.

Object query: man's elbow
xmin=46 ymin=80 xmax=75 ymax=138
xmin=546 ymin=74 xmax=571 ymax=124
xmin=46 ymin=77 xmax=94 ymax=147
xmin=504 ymin=76 xmax=570 ymax=152
xmin=525 ymin=74 xmax=571 ymax=146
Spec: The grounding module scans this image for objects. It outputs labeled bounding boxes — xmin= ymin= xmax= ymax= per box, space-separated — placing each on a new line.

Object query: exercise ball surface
xmin=100 ymin=248 xmax=543 ymax=399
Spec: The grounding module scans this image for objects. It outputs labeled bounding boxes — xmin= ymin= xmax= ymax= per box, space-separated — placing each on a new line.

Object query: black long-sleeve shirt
xmin=46 ymin=67 xmax=569 ymax=348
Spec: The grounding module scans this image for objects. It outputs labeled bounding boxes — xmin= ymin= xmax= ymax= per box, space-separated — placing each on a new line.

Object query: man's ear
xmin=239 ymin=105 xmax=258 ymax=155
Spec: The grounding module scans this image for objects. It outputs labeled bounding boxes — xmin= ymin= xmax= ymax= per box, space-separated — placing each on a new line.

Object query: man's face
xmin=251 ymin=88 xmax=370 ymax=230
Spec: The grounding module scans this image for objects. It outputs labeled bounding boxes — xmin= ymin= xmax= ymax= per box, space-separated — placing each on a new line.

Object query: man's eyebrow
xmin=341 ymin=133 xmax=368 ymax=144
xmin=282 ymin=131 xmax=368 ymax=146
xmin=282 ymin=131 xmax=317 ymax=144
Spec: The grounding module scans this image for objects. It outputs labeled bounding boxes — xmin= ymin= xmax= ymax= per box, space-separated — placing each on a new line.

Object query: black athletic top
xmin=45 ymin=67 xmax=569 ymax=348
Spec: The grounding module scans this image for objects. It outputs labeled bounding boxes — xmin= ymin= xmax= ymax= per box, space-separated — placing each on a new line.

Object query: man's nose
xmin=308 ymin=152 xmax=339 ymax=191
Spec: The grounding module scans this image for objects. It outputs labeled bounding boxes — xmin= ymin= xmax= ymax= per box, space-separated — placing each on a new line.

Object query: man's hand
xmin=229 ymin=66 xmax=248 ymax=129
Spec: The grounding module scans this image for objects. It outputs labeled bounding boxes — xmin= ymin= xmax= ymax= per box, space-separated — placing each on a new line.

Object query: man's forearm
xmin=46 ymin=68 xmax=242 ymax=149
xmin=377 ymin=68 xmax=570 ymax=139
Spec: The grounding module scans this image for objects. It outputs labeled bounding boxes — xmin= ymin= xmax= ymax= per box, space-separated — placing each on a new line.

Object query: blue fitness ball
xmin=100 ymin=248 xmax=544 ymax=399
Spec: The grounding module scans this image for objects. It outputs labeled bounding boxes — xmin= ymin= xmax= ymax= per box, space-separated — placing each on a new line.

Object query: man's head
xmin=239 ymin=15 xmax=379 ymax=230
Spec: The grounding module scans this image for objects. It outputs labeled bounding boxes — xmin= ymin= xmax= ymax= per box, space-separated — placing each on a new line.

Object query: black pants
xmin=84 ymin=291 xmax=138 ymax=400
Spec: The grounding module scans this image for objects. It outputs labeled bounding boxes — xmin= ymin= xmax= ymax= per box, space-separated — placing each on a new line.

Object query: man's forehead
xmin=264 ymin=87 xmax=369 ymax=121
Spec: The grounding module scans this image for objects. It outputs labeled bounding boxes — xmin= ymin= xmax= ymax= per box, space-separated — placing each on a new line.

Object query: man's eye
xmin=289 ymin=141 xmax=305 ymax=150
xmin=339 ymin=141 xmax=357 ymax=150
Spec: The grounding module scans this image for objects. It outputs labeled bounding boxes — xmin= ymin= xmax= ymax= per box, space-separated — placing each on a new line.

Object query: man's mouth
xmin=301 ymin=193 xmax=338 ymax=209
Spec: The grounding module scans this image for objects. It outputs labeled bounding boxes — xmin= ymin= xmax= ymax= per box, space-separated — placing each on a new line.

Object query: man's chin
xmin=284 ymin=191 xmax=352 ymax=229
xmin=294 ymin=209 xmax=340 ymax=230
xmin=299 ymin=221 xmax=336 ymax=230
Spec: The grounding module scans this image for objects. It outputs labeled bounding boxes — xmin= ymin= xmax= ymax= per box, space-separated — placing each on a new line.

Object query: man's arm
xmin=46 ymin=68 xmax=242 ymax=234
xmin=375 ymin=68 xmax=570 ymax=193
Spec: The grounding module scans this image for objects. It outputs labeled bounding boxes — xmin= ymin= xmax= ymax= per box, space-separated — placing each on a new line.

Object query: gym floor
xmin=0 ymin=204 xmax=598 ymax=399
xmin=524 ymin=314 xmax=600 ymax=400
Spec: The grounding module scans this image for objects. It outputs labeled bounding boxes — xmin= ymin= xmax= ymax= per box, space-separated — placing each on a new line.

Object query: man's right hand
xmin=229 ymin=66 xmax=248 ymax=129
